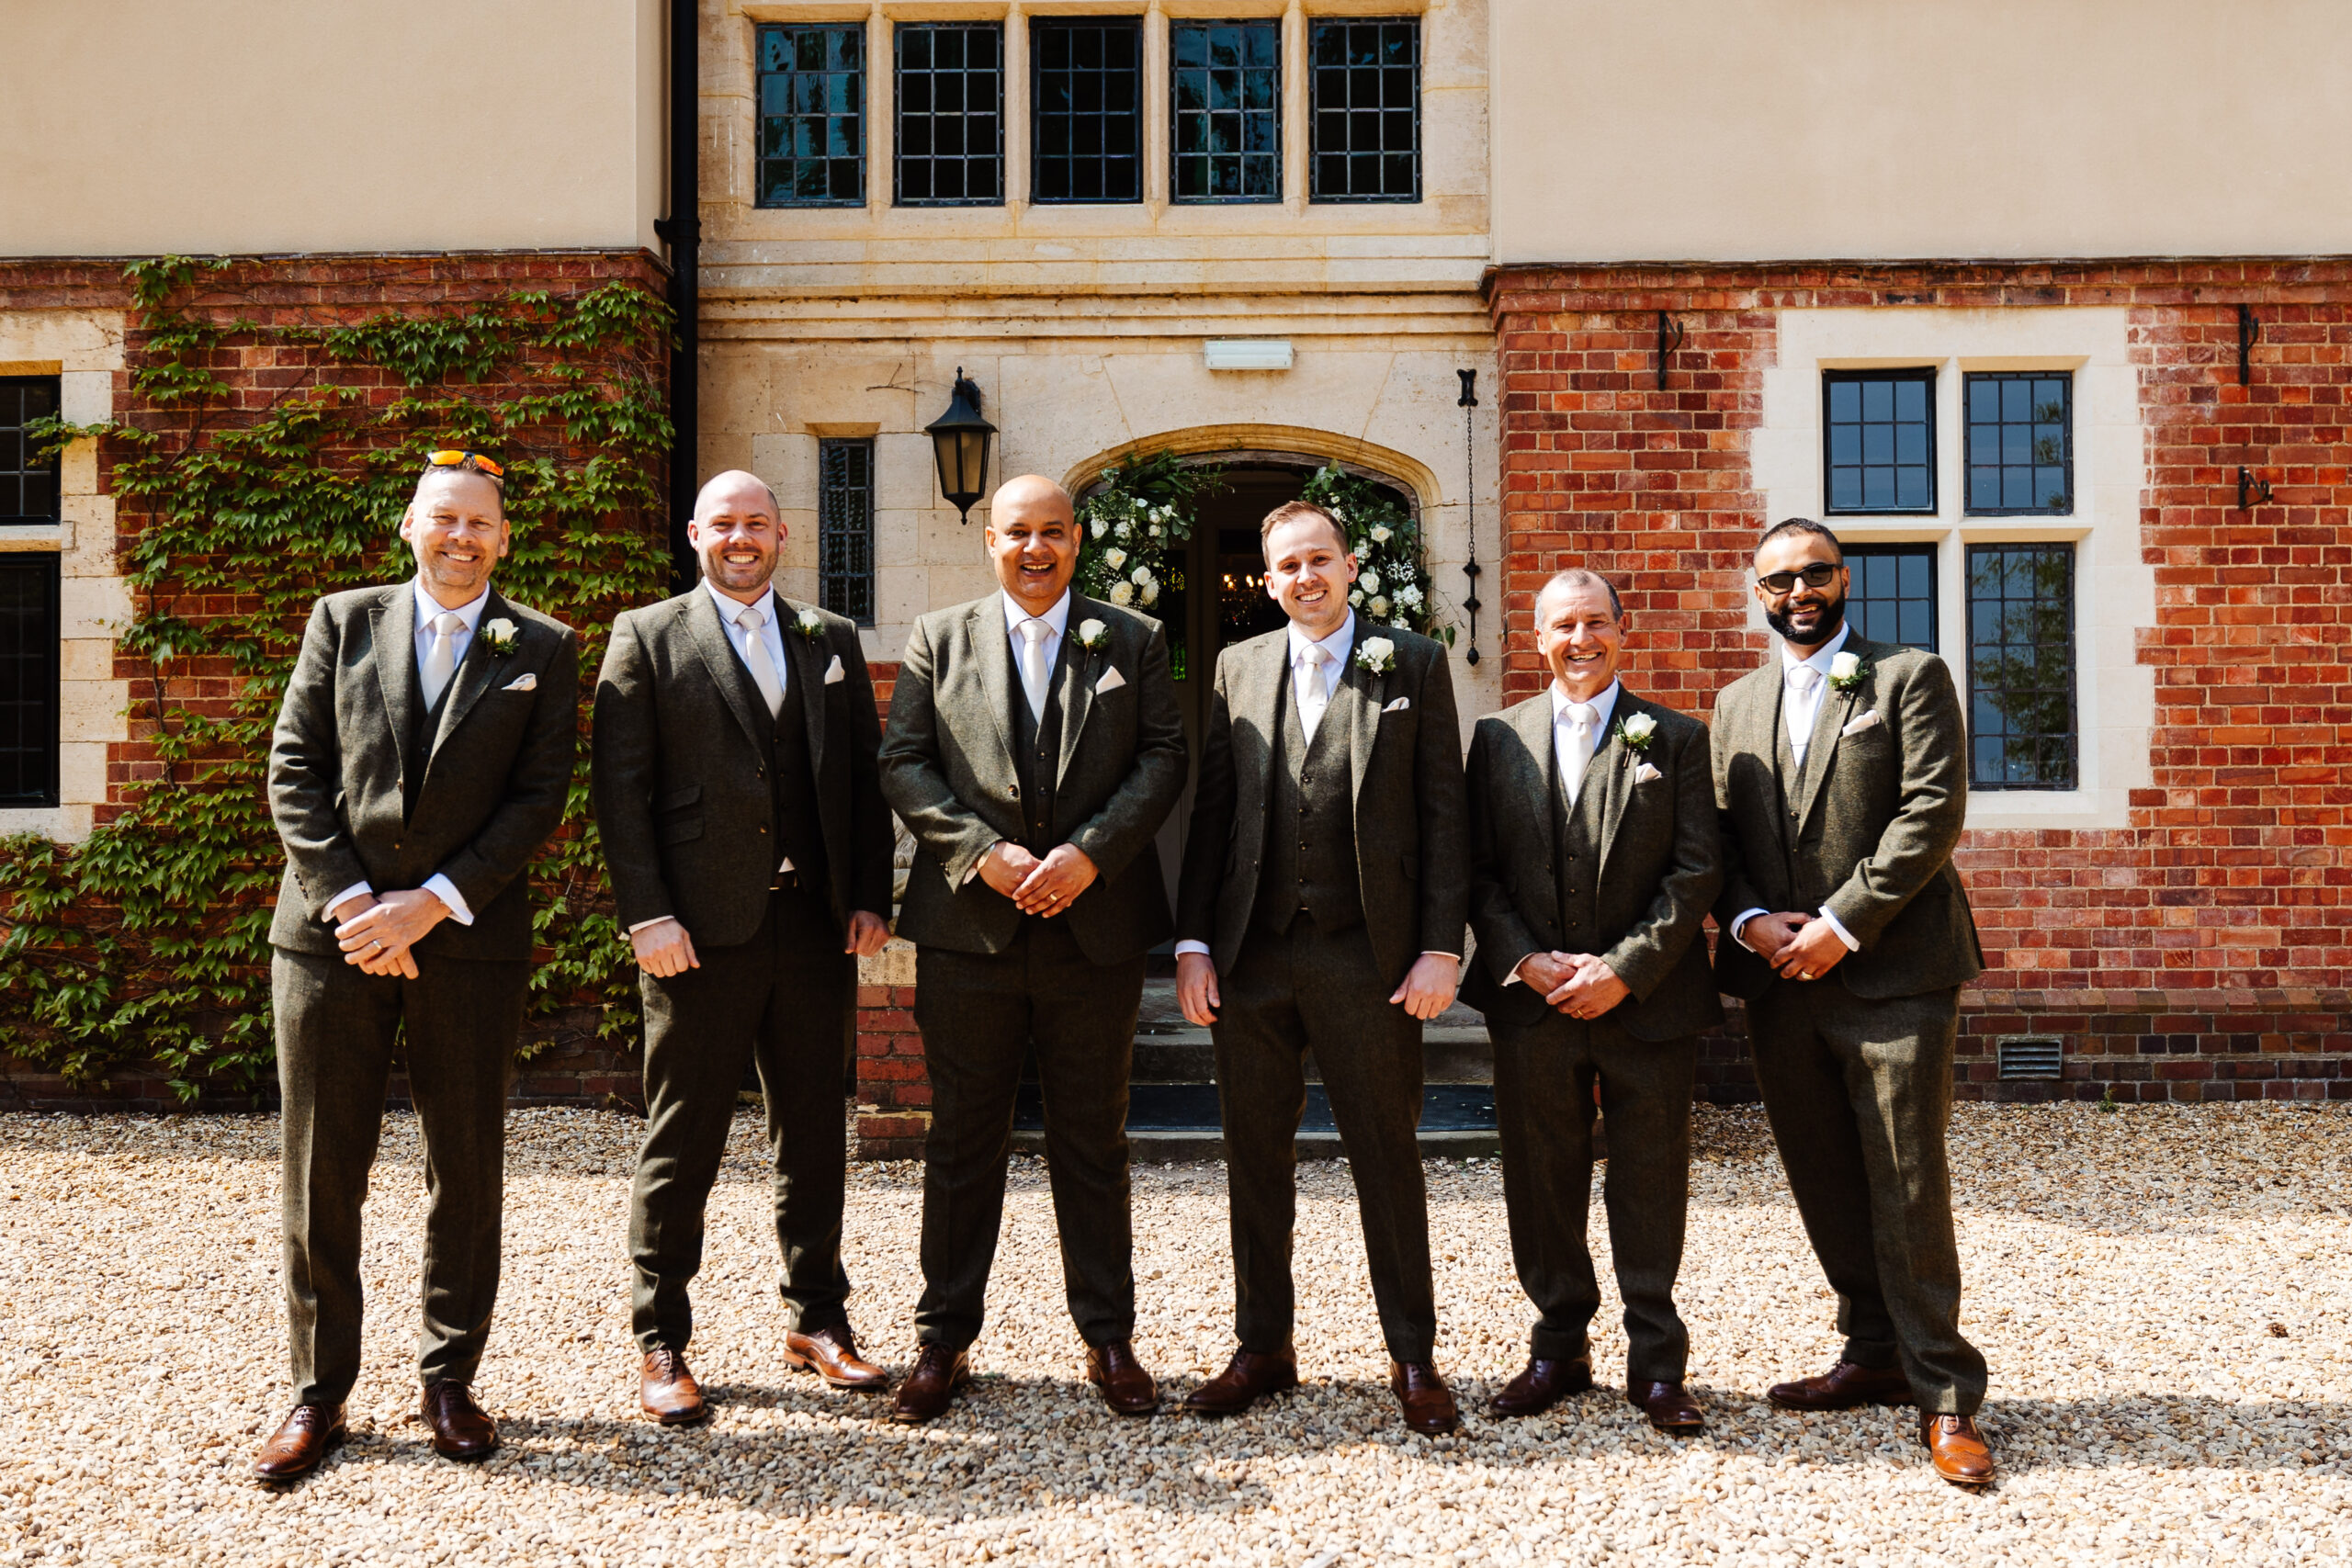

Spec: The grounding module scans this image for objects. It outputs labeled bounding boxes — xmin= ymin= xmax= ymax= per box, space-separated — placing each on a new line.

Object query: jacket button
xmin=758 ymin=827 xmax=767 ymax=835
xmin=1010 ymin=785 xmax=1021 ymax=798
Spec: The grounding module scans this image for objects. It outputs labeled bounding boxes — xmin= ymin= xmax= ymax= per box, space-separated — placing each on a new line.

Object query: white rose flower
xmin=1396 ymin=584 xmax=1422 ymax=609
xmin=1370 ymin=525 xmax=1392 ymax=545
xmin=484 ymin=617 xmax=517 ymax=641
xmin=1078 ymin=618 xmax=1108 ymax=646
xmin=1391 ymin=615 xmax=1411 ymax=629
xmin=1103 ymin=547 xmax=1128 ymax=572
xmin=1131 ymin=565 xmax=1152 ymax=586
xmin=1349 ymin=590 xmax=1365 ymax=607
xmin=1109 ymin=581 xmax=1135 ymax=606
xmin=1358 ymin=570 xmax=1381 ymax=594
xmin=1357 ymin=636 xmax=1396 ymax=672
xmin=1829 ymin=651 xmax=1862 ymax=681
xmin=1091 ymin=518 xmax=1107 ymax=539
xmin=1329 ymin=507 xmax=1347 ymax=524
xmin=1115 ymin=520 xmax=1132 ymax=538
xmin=1621 ymin=712 xmax=1658 ymax=745
xmin=1148 ymin=524 xmax=1162 ymax=538
xmin=1141 ymin=581 xmax=1159 ymax=606
xmin=1370 ymin=595 xmax=1391 ymax=617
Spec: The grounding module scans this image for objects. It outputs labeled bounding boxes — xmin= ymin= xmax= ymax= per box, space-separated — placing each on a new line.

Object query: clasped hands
xmin=331 ymin=889 xmax=449 ymax=978
xmin=978 ymin=840 xmax=1098 ymax=917
xmin=1515 ymin=951 xmax=1631 ymax=1020
xmin=1741 ymin=909 xmax=1850 ymax=983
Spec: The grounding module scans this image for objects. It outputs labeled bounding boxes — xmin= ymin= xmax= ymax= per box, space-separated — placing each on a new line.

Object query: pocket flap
xmin=657 ymin=817 xmax=705 ymax=847
xmin=659 ymin=783 xmax=702 ymax=811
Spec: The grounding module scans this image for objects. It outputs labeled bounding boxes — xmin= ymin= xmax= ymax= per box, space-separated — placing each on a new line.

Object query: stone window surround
xmin=1750 ymin=306 xmax=2154 ymax=833
xmin=0 ymin=311 xmax=129 ymax=844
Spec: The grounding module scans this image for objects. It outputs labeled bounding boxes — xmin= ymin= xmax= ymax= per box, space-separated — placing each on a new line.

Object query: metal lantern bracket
xmin=1656 ymin=311 xmax=1684 ymax=391
xmin=2238 ymin=304 xmax=2259 ymax=387
xmin=925 ymin=367 xmax=997 ymax=524
xmin=2238 ymin=467 xmax=2273 ymax=510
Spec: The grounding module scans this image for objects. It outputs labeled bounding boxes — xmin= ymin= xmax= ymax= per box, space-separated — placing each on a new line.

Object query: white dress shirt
xmin=1502 ymin=680 xmax=1622 ymax=987
xmin=323 ymin=579 xmax=493 ymax=928
xmin=1731 ymin=621 xmax=1859 ymax=955
xmin=967 ymin=590 xmax=1074 ymax=884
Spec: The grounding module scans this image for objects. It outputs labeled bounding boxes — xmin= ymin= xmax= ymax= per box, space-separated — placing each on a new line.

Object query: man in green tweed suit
xmin=1174 ymin=500 xmax=1470 ymax=1435
xmin=1712 ymin=517 xmax=1995 ymax=1486
xmin=256 ymin=451 xmax=577 ymax=1481
xmin=1461 ymin=570 xmax=1722 ymax=1434
xmin=878 ymin=474 xmax=1187 ymax=1423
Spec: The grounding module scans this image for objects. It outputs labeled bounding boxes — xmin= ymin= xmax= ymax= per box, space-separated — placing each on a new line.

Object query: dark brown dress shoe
xmin=1183 ymin=1346 xmax=1299 ymax=1416
xmin=1488 ymin=1356 xmax=1594 ymax=1417
xmin=254 ymin=1403 xmax=345 ymax=1482
xmin=890 ymin=1343 xmax=970 ymax=1424
xmin=640 ymin=1348 xmax=707 ymax=1425
xmin=1921 ymin=1413 xmax=1996 ymax=1485
xmin=1629 ymin=1380 xmax=1705 ymax=1434
xmin=784 ymin=1325 xmax=889 ymax=1393
xmin=1768 ymin=1359 xmax=1916 ymax=1411
xmin=1388 ymin=1360 xmax=1461 ymax=1435
xmin=1084 ymin=1339 xmax=1160 ymax=1416
xmin=420 ymin=1381 xmax=498 ymax=1461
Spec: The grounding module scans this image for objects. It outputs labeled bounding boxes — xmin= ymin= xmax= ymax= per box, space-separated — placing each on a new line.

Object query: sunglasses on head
xmin=1758 ymin=562 xmax=1840 ymax=594
xmin=424 ymin=448 xmax=504 ymax=479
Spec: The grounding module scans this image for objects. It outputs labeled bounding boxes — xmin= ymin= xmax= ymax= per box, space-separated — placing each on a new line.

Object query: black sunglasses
xmin=1758 ymin=563 xmax=1840 ymax=594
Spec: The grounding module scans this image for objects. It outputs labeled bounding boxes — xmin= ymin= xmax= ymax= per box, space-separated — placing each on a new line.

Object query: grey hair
xmin=1535 ymin=568 xmax=1623 ymax=620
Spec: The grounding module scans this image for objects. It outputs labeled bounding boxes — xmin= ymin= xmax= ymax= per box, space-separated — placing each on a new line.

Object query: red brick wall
xmin=1491 ymin=259 xmax=2352 ymax=1101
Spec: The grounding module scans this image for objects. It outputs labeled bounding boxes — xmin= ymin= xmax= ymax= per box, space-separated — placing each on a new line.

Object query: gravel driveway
xmin=0 ymin=1101 xmax=2344 ymax=1566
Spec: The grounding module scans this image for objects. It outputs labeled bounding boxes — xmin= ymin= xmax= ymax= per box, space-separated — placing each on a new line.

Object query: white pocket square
xmin=1382 ymin=696 xmax=1411 ymax=713
xmin=822 ymin=654 xmax=845 ymax=685
xmin=1094 ymin=666 xmax=1127 ymax=694
xmin=501 ymin=672 xmax=537 ymax=693
xmin=1841 ymin=709 xmax=1883 ymax=737
xmin=1634 ymin=761 xmax=1663 ymax=783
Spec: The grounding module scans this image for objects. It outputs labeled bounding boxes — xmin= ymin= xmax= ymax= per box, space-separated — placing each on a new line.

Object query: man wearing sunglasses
xmin=1709 ymin=518 xmax=1993 ymax=1486
xmin=257 ymin=451 xmax=579 ymax=1480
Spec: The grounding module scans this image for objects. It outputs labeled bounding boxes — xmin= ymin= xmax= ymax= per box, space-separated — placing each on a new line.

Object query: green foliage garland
xmin=1073 ymin=451 xmax=1227 ymax=612
xmin=0 ymin=258 xmax=673 ymax=1098
xmin=1299 ymin=462 xmax=1451 ymax=643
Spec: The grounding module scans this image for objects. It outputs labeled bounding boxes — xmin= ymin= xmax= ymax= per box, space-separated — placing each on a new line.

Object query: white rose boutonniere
xmin=794 ymin=607 xmax=826 ymax=641
xmin=1354 ymin=637 xmax=1396 ymax=675
xmin=1613 ymin=711 xmax=1658 ymax=753
xmin=1826 ymin=649 xmax=1872 ymax=693
xmin=1076 ymin=617 xmax=1109 ymax=651
xmin=481 ymin=617 xmax=519 ymax=658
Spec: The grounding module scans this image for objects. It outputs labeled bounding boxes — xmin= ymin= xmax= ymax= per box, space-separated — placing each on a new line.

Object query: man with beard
xmin=594 ymin=469 xmax=897 ymax=1423
xmin=1711 ymin=518 xmax=1994 ymax=1485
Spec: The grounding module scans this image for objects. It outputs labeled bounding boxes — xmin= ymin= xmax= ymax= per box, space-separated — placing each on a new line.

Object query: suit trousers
xmin=1747 ymin=977 xmax=1988 ymax=1415
xmin=1490 ymin=1010 xmax=1696 ymax=1383
xmin=1213 ymin=914 xmax=1437 ymax=1363
xmin=628 ymin=881 xmax=855 ymax=1352
xmin=913 ymin=915 xmax=1144 ymax=1350
xmin=273 ymin=946 xmax=526 ymax=1407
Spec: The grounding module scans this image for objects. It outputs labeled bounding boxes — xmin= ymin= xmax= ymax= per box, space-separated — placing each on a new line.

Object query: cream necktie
xmin=737 ymin=604 xmax=785 ymax=717
xmin=1295 ymin=642 xmax=1331 ymax=742
xmin=1786 ymin=663 xmax=1822 ymax=764
xmin=1018 ymin=617 xmax=1054 ymax=722
xmin=421 ymin=611 xmax=466 ymax=710
xmin=1560 ymin=702 xmax=1598 ymax=807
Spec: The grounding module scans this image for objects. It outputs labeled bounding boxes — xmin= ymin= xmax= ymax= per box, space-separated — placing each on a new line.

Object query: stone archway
xmin=1060 ymin=423 xmax=1442 ymax=517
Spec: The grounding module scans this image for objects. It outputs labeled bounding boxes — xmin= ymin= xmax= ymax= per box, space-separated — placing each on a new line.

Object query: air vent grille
xmin=1996 ymin=1037 xmax=2064 ymax=1081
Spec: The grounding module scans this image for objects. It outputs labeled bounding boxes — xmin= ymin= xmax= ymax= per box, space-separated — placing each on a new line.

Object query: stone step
xmin=1125 ymin=1027 xmax=1493 ymax=1085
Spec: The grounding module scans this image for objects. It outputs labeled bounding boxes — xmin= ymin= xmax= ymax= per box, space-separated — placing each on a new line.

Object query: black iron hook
xmin=1656 ymin=312 xmax=1685 ymax=391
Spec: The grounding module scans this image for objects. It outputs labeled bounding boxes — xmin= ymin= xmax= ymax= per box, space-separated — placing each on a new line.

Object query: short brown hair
xmin=1259 ymin=500 xmax=1348 ymax=558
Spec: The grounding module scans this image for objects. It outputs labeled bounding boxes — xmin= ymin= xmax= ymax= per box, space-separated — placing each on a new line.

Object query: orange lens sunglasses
xmin=424 ymin=448 xmax=505 ymax=479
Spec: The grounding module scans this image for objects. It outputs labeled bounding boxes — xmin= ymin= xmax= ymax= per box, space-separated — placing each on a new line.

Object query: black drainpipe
xmin=656 ymin=0 xmax=701 ymax=590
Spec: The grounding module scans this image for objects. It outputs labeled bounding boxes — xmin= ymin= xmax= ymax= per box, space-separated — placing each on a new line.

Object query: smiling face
xmin=1261 ymin=511 xmax=1357 ymax=641
xmin=1536 ymin=575 xmax=1627 ymax=702
xmin=984 ymin=476 xmax=1079 ymax=616
xmin=400 ymin=469 xmax=510 ymax=608
xmin=1753 ymin=529 xmax=1849 ymax=652
xmin=688 ymin=470 xmax=785 ymax=603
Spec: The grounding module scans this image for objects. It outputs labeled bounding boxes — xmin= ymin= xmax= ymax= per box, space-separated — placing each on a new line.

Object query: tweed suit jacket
xmin=591 ymin=588 xmax=894 ymax=948
xmin=1710 ymin=632 xmax=1984 ymax=1000
xmin=267 ymin=581 xmax=579 ymax=961
xmin=1174 ymin=620 xmax=1469 ymax=990
xmin=1460 ymin=687 xmax=1724 ymax=1040
xmin=880 ymin=592 xmax=1187 ymax=963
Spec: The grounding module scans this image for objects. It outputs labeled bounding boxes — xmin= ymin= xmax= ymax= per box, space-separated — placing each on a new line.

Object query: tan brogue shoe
xmin=420 ymin=1381 xmax=498 ymax=1461
xmin=1628 ymin=1380 xmax=1705 ymax=1434
xmin=1767 ymin=1359 xmax=1915 ymax=1411
xmin=1487 ymin=1356 xmax=1594 ymax=1417
xmin=1388 ymin=1360 xmax=1461 ymax=1435
xmin=640 ymin=1348 xmax=707 ymax=1425
xmin=1083 ymin=1339 xmax=1160 ymax=1416
xmin=1922 ymin=1413 xmax=1996 ymax=1485
xmin=1183 ymin=1346 xmax=1299 ymax=1417
xmin=890 ymin=1343 xmax=970 ymax=1424
xmin=254 ymin=1403 xmax=345 ymax=1483
xmin=784 ymin=1325 xmax=889 ymax=1393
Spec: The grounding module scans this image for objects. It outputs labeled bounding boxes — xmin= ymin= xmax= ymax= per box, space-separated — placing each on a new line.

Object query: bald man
xmin=593 ymin=470 xmax=897 ymax=1422
xmin=878 ymin=475 xmax=1187 ymax=1422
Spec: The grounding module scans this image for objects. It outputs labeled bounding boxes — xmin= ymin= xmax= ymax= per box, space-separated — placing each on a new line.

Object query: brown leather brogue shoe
xmin=890 ymin=1343 xmax=970 ymax=1424
xmin=1084 ymin=1339 xmax=1160 ymax=1416
xmin=639 ymin=1348 xmax=707 ymax=1425
xmin=1628 ymin=1380 xmax=1705 ymax=1434
xmin=1921 ymin=1413 xmax=1996 ymax=1485
xmin=420 ymin=1381 xmax=498 ymax=1461
xmin=1487 ymin=1355 xmax=1594 ymax=1417
xmin=1388 ymin=1360 xmax=1461 ymax=1435
xmin=784 ymin=1325 xmax=889 ymax=1393
xmin=1183 ymin=1346 xmax=1300 ymax=1417
xmin=254 ymin=1403 xmax=345 ymax=1482
xmin=1768 ymin=1359 xmax=1916 ymax=1411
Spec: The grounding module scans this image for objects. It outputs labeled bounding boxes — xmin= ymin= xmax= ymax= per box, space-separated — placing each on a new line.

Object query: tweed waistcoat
xmin=1253 ymin=671 xmax=1361 ymax=935
xmin=765 ymin=665 xmax=828 ymax=887
xmin=1007 ymin=640 xmax=1069 ymax=858
xmin=1770 ymin=687 xmax=1819 ymax=908
xmin=1550 ymin=738 xmax=1612 ymax=952
xmin=402 ymin=670 xmax=449 ymax=821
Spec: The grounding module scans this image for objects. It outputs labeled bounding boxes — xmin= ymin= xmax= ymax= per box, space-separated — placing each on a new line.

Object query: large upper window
xmin=1824 ymin=368 xmax=1936 ymax=514
xmin=819 ymin=439 xmax=876 ymax=627
xmin=1965 ymin=371 xmax=2073 ymax=515
xmin=1843 ymin=545 xmax=1937 ymax=653
xmin=1966 ymin=543 xmax=2076 ymax=790
xmin=1308 ymin=18 xmax=1420 ymax=203
xmin=896 ymin=22 xmax=1004 ymax=206
xmin=1030 ymin=18 xmax=1143 ymax=204
xmin=1171 ymin=20 xmax=1281 ymax=204
xmin=758 ymin=24 xmax=866 ymax=208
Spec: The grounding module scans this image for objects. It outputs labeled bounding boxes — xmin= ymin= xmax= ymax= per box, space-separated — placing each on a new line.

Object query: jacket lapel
xmin=428 ymin=588 xmax=507 ymax=760
xmin=1512 ymin=693 xmax=1563 ymax=928
xmin=1344 ymin=640 xmax=1383 ymax=807
xmin=1792 ymin=637 xmax=1872 ymax=832
xmin=684 ymin=588 xmax=770 ymax=755
xmin=1054 ymin=598 xmax=1101 ymax=788
xmin=369 ymin=584 xmax=418 ymax=784
xmin=1593 ymin=692 xmax=1640 ymax=887
xmin=775 ymin=595 xmax=829 ymax=775
xmin=967 ymin=599 xmax=1017 ymax=767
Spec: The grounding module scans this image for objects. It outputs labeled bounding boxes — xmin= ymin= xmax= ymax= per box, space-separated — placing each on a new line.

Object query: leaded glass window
xmin=1966 ymin=544 xmax=2075 ymax=789
xmin=1965 ymin=372 xmax=2073 ymax=515
xmin=1825 ymin=368 xmax=1936 ymax=514
xmin=820 ymin=439 xmax=876 ymax=627
xmin=896 ymin=23 xmax=1004 ymax=206
xmin=0 ymin=378 xmax=60 ymax=523
xmin=1844 ymin=545 xmax=1938 ymax=653
xmin=1031 ymin=18 xmax=1143 ymax=205
xmin=757 ymin=24 xmax=865 ymax=208
xmin=1308 ymin=18 xmax=1420 ymax=203
xmin=1171 ymin=20 xmax=1280 ymax=204
xmin=0 ymin=554 xmax=59 ymax=807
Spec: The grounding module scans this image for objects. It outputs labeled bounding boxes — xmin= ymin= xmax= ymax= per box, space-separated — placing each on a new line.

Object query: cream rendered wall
xmin=0 ymin=0 xmax=665 ymax=255
xmin=1491 ymin=0 xmax=2352 ymax=264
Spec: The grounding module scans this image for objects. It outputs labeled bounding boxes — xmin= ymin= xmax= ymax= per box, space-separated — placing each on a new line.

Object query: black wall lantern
xmin=926 ymin=367 xmax=996 ymax=524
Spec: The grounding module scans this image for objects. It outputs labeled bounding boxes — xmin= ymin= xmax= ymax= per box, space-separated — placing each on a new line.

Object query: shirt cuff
xmin=1172 ymin=940 xmax=1211 ymax=959
xmin=1730 ymin=908 xmax=1768 ymax=951
xmin=963 ymin=842 xmax=1001 ymax=886
xmin=627 ymin=917 xmax=676 ymax=936
xmin=424 ymin=873 xmax=474 ymax=927
xmin=1815 ymin=905 xmax=1860 ymax=952
xmin=324 ymin=882 xmax=374 ymax=923
xmin=1502 ymin=952 xmax=1541 ymax=987
xmin=1419 ymin=951 xmax=1462 ymax=963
